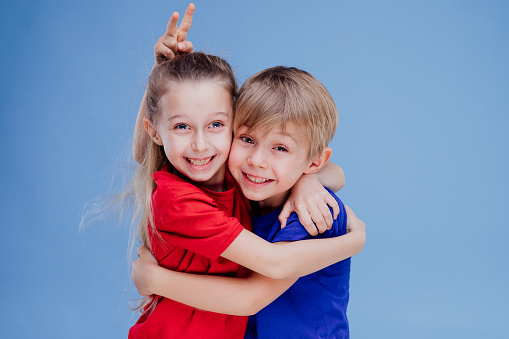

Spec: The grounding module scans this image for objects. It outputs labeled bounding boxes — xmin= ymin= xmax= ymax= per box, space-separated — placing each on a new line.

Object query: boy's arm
xmin=133 ymin=5 xmax=195 ymax=163
xmin=314 ymin=161 xmax=345 ymax=192
xmin=133 ymin=246 xmax=297 ymax=316
xmin=221 ymin=205 xmax=365 ymax=280
xmin=279 ymin=161 xmax=345 ymax=234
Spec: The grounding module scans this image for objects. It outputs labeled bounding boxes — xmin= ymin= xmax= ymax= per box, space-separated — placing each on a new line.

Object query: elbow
xmin=261 ymin=260 xmax=295 ymax=280
xmin=238 ymin=301 xmax=263 ymax=316
xmin=334 ymin=166 xmax=345 ymax=192
xmin=238 ymin=291 xmax=273 ymax=316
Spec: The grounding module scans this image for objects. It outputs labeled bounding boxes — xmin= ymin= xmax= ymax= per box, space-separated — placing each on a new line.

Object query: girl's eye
xmin=274 ymin=146 xmax=288 ymax=152
xmin=175 ymin=123 xmax=189 ymax=130
xmin=210 ymin=121 xmax=223 ymax=128
xmin=240 ymin=136 xmax=254 ymax=144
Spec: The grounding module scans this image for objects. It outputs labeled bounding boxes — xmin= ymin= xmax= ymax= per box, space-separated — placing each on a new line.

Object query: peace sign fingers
xmin=177 ymin=3 xmax=195 ymax=43
xmin=154 ymin=4 xmax=195 ymax=65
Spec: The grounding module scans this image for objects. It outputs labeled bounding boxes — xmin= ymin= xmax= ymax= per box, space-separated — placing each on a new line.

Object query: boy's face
xmin=228 ymin=122 xmax=314 ymax=209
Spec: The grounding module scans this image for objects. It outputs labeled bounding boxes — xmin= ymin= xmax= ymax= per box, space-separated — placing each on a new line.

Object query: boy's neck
xmin=253 ymin=190 xmax=291 ymax=217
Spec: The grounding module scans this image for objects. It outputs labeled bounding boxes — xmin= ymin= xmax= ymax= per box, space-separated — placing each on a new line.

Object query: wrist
xmin=148 ymin=265 xmax=165 ymax=296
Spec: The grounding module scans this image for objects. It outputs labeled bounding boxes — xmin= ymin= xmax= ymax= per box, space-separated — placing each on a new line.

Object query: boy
xmin=133 ymin=65 xmax=359 ymax=338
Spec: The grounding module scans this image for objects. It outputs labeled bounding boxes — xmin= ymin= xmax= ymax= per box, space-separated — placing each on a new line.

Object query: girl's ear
xmin=143 ymin=118 xmax=163 ymax=146
xmin=303 ymin=147 xmax=332 ymax=174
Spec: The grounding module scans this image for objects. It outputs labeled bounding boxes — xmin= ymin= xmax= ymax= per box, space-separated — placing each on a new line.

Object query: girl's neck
xmin=171 ymin=167 xmax=227 ymax=192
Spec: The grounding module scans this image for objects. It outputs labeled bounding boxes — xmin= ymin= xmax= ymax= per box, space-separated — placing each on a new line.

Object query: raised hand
xmin=154 ymin=3 xmax=195 ymax=65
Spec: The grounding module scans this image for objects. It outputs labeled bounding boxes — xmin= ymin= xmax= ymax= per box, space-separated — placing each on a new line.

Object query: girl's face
xmin=152 ymin=80 xmax=233 ymax=191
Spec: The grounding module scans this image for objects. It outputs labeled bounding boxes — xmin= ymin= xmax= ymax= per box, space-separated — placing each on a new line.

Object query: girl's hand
xmin=279 ymin=173 xmax=340 ymax=236
xmin=131 ymin=246 xmax=160 ymax=296
xmin=154 ymin=3 xmax=195 ymax=65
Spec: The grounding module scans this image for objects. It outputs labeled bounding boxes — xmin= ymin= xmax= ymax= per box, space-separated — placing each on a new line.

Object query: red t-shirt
xmin=129 ymin=165 xmax=252 ymax=339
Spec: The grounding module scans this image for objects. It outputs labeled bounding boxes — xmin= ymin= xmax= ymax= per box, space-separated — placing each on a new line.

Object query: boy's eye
xmin=174 ymin=123 xmax=189 ymax=130
xmin=274 ymin=146 xmax=288 ymax=152
xmin=210 ymin=121 xmax=223 ymax=128
xmin=240 ymin=136 xmax=254 ymax=144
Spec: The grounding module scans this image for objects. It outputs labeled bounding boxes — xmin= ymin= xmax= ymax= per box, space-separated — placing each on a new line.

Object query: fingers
xmin=154 ymin=38 xmax=177 ymax=64
xmin=325 ymin=194 xmax=340 ymax=220
xmin=137 ymin=245 xmax=151 ymax=258
xmin=293 ymin=208 xmax=319 ymax=236
xmin=177 ymin=3 xmax=195 ymax=42
xmin=278 ymin=204 xmax=294 ymax=228
xmin=317 ymin=200 xmax=333 ymax=230
xmin=165 ymin=12 xmax=179 ymax=37
xmin=178 ymin=41 xmax=193 ymax=53
xmin=305 ymin=205 xmax=328 ymax=234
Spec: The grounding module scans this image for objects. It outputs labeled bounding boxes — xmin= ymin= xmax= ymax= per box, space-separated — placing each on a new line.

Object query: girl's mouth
xmin=186 ymin=156 xmax=214 ymax=166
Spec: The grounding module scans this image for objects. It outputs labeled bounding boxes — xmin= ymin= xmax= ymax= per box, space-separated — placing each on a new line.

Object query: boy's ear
xmin=304 ymin=147 xmax=332 ymax=174
xmin=143 ymin=118 xmax=163 ymax=146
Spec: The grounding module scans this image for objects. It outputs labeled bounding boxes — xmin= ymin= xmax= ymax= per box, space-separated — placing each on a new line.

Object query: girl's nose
xmin=192 ymin=131 xmax=209 ymax=152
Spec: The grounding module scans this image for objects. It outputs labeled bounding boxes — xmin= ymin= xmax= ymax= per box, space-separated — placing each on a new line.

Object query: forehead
xmin=240 ymin=122 xmax=309 ymax=142
xmin=161 ymin=81 xmax=233 ymax=118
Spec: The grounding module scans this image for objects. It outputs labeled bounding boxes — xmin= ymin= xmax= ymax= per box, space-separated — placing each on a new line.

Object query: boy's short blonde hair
xmin=234 ymin=66 xmax=338 ymax=159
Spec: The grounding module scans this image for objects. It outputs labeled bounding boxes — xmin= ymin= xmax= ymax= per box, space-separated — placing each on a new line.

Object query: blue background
xmin=1 ymin=0 xmax=508 ymax=338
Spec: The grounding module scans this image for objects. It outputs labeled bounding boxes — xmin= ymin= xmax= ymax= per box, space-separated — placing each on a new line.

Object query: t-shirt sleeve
xmin=272 ymin=189 xmax=347 ymax=243
xmin=154 ymin=191 xmax=245 ymax=260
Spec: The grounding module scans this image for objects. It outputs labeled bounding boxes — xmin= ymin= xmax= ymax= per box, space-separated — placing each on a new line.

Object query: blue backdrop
xmin=1 ymin=1 xmax=508 ymax=338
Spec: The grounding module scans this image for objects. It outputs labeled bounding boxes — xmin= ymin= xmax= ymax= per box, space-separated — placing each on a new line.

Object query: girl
xmin=128 ymin=7 xmax=365 ymax=339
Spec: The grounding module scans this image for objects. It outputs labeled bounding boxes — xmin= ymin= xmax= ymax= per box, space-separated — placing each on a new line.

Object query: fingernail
xmin=178 ymin=43 xmax=186 ymax=50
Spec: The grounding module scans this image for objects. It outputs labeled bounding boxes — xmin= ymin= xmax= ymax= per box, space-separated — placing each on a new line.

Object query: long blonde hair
xmin=134 ymin=53 xmax=237 ymax=251
xmin=131 ymin=54 xmax=237 ymax=313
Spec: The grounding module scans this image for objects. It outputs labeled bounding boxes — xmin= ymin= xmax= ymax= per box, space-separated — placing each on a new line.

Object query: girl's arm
xmin=279 ymin=161 xmax=346 ymax=234
xmin=222 ymin=217 xmax=364 ymax=280
xmin=133 ymin=5 xmax=195 ymax=163
xmin=133 ymin=246 xmax=296 ymax=316
xmin=132 ymin=207 xmax=364 ymax=315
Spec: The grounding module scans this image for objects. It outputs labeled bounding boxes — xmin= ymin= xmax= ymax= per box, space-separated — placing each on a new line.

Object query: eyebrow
xmin=272 ymin=130 xmax=299 ymax=143
xmin=167 ymin=111 xmax=230 ymax=121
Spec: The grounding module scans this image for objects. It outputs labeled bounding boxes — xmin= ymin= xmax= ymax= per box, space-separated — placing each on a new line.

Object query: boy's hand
xmin=279 ymin=174 xmax=340 ymax=236
xmin=131 ymin=246 xmax=159 ymax=296
xmin=344 ymin=205 xmax=366 ymax=244
xmin=154 ymin=3 xmax=195 ymax=65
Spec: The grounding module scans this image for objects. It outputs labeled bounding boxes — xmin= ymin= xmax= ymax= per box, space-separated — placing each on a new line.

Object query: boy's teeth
xmin=246 ymin=174 xmax=270 ymax=184
xmin=187 ymin=157 xmax=213 ymax=166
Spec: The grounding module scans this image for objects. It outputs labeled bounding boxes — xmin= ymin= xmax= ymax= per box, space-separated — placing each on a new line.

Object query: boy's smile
xmin=228 ymin=123 xmax=314 ymax=211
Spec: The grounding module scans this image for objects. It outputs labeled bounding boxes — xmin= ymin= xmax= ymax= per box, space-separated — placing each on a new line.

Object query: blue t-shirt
xmin=244 ymin=188 xmax=351 ymax=339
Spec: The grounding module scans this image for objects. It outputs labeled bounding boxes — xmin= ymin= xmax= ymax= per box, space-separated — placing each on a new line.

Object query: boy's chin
xmin=241 ymin=190 xmax=269 ymax=202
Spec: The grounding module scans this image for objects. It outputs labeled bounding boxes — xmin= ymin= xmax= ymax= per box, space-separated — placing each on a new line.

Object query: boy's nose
xmin=247 ymin=148 xmax=268 ymax=169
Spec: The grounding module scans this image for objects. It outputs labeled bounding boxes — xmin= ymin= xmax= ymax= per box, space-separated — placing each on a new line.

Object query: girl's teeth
xmin=246 ymin=174 xmax=270 ymax=183
xmin=187 ymin=157 xmax=213 ymax=166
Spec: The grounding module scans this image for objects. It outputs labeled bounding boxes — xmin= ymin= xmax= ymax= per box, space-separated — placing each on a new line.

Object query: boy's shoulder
xmin=284 ymin=187 xmax=346 ymax=240
xmin=253 ymin=187 xmax=346 ymax=243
